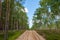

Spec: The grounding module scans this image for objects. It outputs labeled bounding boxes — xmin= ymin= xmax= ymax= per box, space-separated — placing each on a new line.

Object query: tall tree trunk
xmin=0 ymin=0 xmax=2 ymax=30
xmin=16 ymin=20 xmax=19 ymax=30
xmin=9 ymin=0 xmax=14 ymax=30
xmin=13 ymin=18 xmax=16 ymax=30
xmin=0 ymin=0 xmax=2 ymax=18
xmin=4 ymin=0 xmax=10 ymax=40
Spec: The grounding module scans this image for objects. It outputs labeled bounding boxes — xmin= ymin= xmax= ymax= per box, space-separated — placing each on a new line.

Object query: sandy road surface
xmin=16 ymin=30 xmax=45 ymax=40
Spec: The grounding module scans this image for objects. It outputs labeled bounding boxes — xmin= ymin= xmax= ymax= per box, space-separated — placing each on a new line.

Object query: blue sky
xmin=23 ymin=0 xmax=40 ymax=28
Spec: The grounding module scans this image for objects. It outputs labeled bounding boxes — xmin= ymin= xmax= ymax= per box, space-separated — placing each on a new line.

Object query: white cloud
xmin=24 ymin=8 xmax=28 ymax=13
xmin=29 ymin=20 xmax=33 ymax=28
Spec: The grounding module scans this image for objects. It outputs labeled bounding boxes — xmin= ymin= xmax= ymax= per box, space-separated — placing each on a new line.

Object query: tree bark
xmin=0 ymin=0 xmax=2 ymax=18
xmin=0 ymin=0 xmax=2 ymax=30
xmin=16 ymin=20 xmax=19 ymax=30
xmin=4 ymin=0 xmax=10 ymax=40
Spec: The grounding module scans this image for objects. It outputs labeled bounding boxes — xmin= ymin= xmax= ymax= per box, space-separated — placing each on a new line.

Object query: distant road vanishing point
xmin=16 ymin=30 xmax=45 ymax=40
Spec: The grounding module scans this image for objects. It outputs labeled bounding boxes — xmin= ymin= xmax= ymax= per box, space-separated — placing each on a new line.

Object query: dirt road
xmin=16 ymin=30 xmax=45 ymax=40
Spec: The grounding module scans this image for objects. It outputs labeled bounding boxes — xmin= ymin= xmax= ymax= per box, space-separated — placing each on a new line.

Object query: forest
xmin=0 ymin=0 xmax=60 ymax=40
xmin=32 ymin=0 xmax=60 ymax=30
xmin=0 ymin=0 xmax=28 ymax=40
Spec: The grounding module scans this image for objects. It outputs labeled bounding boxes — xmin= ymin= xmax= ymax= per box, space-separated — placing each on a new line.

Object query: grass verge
xmin=0 ymin=30 xmax=25 ymax=40
xmin=36 ymin=30 xmax=60 ymax=40
xmin=8 ymin=30 xmax=25 ymax=40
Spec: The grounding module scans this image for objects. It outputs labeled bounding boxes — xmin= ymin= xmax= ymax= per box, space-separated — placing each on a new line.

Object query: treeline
xmin=0 ymin=0 xmax=29 ymax=30
xmin=32 ymin=0 xmax=60 ymax=30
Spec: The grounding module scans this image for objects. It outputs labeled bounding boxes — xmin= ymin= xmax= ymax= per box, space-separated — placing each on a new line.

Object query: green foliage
xmin=1 ymin=0 xmax=29 ymax=30
xmin=0 ymin=0 xmax=28 ymax=40
xmin=32 ymin=0 xmax=60 ymax=30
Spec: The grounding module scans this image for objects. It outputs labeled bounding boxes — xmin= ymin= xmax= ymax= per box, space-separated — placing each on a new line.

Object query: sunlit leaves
xmin=32 ymin=0 xmax=60 ymax=29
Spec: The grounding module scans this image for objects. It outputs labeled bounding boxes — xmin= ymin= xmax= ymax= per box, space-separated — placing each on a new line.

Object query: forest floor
xmin=16 ymin=30 xmax=45 ymax=40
